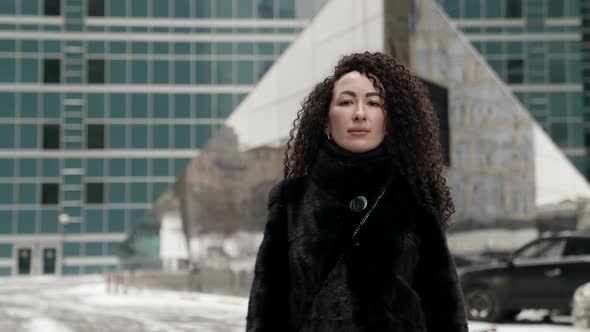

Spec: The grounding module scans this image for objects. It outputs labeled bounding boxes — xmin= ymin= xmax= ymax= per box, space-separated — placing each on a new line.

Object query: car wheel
xmin=464 ymin=288 xmax=503 ymax=322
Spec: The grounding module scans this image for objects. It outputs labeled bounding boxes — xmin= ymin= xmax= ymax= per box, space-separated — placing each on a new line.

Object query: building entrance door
xmin=43 ymin=248 xmax=56 ymax=274
xmin=17 ymin=248 xmax=32 ymax=275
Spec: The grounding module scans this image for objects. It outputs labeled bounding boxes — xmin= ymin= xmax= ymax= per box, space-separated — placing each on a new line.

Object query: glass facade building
xmin=438 ymin=0 xmax=587 ymax=176
xmin=0 ymin=0 xmax=317 ymax=276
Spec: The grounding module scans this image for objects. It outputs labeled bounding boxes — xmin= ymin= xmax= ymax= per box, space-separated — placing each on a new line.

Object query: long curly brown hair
xmin=283 ymin=52 xmax=454 ymax=227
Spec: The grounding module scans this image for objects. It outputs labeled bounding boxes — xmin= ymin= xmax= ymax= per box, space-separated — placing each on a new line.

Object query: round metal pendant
xmin=349 ymin=196 xmax=368 ymax=212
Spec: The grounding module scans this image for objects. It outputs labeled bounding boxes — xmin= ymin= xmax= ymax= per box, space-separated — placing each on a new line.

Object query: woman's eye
xmin=339 ymin=100 xmax=353 ymax=106
xmin=368 ymin=101 xmax=381 ymax=107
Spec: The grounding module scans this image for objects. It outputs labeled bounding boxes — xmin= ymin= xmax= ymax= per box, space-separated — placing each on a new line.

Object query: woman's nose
xmin=353 ymin=105 xmax=366 ymax=120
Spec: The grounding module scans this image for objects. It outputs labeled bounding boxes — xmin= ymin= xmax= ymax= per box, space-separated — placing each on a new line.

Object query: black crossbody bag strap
xmin=296 ymin=178 xmax=392 ymax=331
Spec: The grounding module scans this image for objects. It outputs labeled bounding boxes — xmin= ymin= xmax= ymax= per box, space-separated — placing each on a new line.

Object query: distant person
xmin=246 ymin=52 xmax=467 ymax=331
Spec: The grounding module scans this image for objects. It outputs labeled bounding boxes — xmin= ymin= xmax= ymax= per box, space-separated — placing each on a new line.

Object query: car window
xmin=563 ymin=238 xmax=590 ymax=256
xmin=515 ymin=239 xmax=565 ymax=260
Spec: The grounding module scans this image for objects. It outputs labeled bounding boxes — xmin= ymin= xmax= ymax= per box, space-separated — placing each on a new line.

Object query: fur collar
xmin=310 ymin=139 xmax=396 ymax=205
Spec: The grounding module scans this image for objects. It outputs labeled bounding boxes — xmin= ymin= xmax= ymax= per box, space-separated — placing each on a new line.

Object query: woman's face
xmin=326 ymin=71 xmax=387 ymax=153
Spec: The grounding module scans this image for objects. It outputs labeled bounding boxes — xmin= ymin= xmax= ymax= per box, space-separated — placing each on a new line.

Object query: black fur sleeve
xmin=413 ymin=210 xmax=468 ymax=332
xmin=245 ymin=181 xmax=289 ymax=331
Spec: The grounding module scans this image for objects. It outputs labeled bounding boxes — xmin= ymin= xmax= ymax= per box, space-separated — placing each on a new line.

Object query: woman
xmin=246 ymin=52 xmax=468 ymax=331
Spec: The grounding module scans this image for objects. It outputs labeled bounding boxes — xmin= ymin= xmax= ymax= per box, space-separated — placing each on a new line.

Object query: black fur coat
xmin=246 ymin=141 xmax=468 ymax=332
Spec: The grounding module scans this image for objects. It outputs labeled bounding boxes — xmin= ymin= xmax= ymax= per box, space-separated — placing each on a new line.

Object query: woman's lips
xmin=348 ymin=130 xmax=370 ymax=136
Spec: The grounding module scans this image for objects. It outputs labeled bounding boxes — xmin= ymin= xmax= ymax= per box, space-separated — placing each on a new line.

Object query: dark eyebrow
xmin=340 ymin=91 xmax=356 ymax=97
xmin=365 ymin=92 xmax=383 ymax=98
xmin=339 ymin=91 xmax=383 ymax=98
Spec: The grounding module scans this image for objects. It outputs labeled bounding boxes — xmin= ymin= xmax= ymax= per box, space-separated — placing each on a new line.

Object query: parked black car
xmin=459 ymin=232 xmax=590 ymax=322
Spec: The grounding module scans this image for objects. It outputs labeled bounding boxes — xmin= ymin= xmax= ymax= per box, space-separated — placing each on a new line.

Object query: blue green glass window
xmin=173 ymin=158 xmax=190 ymax=175
xmin=131 ymin=60 xmax=147 ymax=83
xmin=174 ymin=125 xmax=190 ymax=149
xmin=131 ymin=42 xmax=147 ymax=53
xmin=132 ymin=94 xmax=147 ymax=117
xmin=550 ymin=93 xmax=567 ymax=117
xmin=0 ymin=1 xmax=16 ymax=14
xmin=216 ymin=94 xmax=233 ymax=118
xmin=196 ymin=0 xmax=212 ymax=18
xmin=63 ymin=242 xmax=80 ymax=256
xmin=42 ymin=159 xmax=59 ymax=177
xmin=174 ymin=61 xmax=190 ymax=84
xmin=0 ymin=93 xmax=15 ymax=117
xmin=84 ymin=242 xmax=103 ymax=256
xmin=0 ymin=211 xmax=12 ymax=234
xmin=215 ymin=42 xmax=233 ymax=55
xmin=131 ymin=183 xmax=147 ymax=202
xmin=237 ymin=61 xmax=254 ymax=84
xmin=550 ymin=122 xmax=568 ymax=146
xmin=195 ymin=94 xmax=211 ymax=118
xmin=153 ymin=61 xmax=169 ymax=84
xmin=195 ymin=42 xmax=211 ymax=54
xmin=21 ymin=40 xmax=38 ymax=53
xmin=195 ymin=124 xmax=212 ymax=149
xmin=17 ymin=210 xmax=36 ymax=233
xmin=19 ymin=183 xmax=37 ymax=204
xmin=153 ymin=42 xmax=169 ymax=54
xmin=87 ymin=93 xmax=104 ymax=118
xmin=108 ymin=183 xmax=125 ymax=203
xmin=195 ymin=61 xmax=212 ymax=83
xmin=175 ymin=94 xmax=190 ymax=118
xmin=21 ymin=58 xmax=39 ymax=83
xmin=108 ymin=0 xmax=125 ymax=16
xmin=109 ymin=94 xmax=126 ymax=118
xmin=131 ymin=125 xmax=147 ymax=148
xmin=20 ymin=93 xmax=38 ymax=117
xmin=216 ymin=61 xmax=233 ymax=84
xmin=237 ymin=42 xmax=253 ymax=55
xmin=257 ymin=60 xmax=273 ymax=79
xmin=153 ymin=0 xmax=168 ymax=17
xmin=257 ymin=43 xmax=274 ymax=55
xmin=215 ymin=0 xmax=232 ymax=18
xmin=131 ymin=0 xmax=147 ymax=16
xmin=40 ymin=210 xmax=58 ymax=233
xmin=87 ymin=41 xmax=104 ymax=54
xmin=152 ymin=124 xmax=169 ymax=149
xmin=110 ymin=42 xmax=126 ymax=53
xmin=152 ymin=159 xmax=169 ymax=176
xmin=175 ymin=0 xmax=190 ymax=17
xmin=0 ymin=125 xmax=15 ymax=148
xmin=84 ymin=209 xmax=103 ymax=233
xmin=108 ymin=158 xmax=125 ymax=177
xmin=131 ymin=158 xmax=147 ymax=176
xmin=0 ymin=184 xmax=12 ymax=204
xmin=0 ymin=159 xmax=14 ymax=177
xmin=237 ymin=0 xmax=252 ymax=17
xmin=549 ymin=59 xmax=566 ymax=83
xmin=174 ymin=42 xmax=190 ymax=54
xmin=86 ymin=158 xmax=103 ymax=177
xmin=547 ymin=0 xmax=564 ymax=17
xmin=153 ymin=94 xmax=168 ymax=118
xmin=278 ymin=0 xmax=294 ymax=18
xmin=0 ymin=243 xmax=12 ymax=258
xmin=43 ymin=93 xmax=60 ymax=118
xmin=507 ymin=59 xmax=524 ymax=83
xmin=19 ymin=159 xmax=37 ymax=177
xmin=20 ymin=124 xmax=38 ymax=149
xmin=43 ymin=40 xmax=60 ymax=53
xmin=107 ymin=210 xmax=125 ymax=233
xmin=0 ymin=40 xmax=16 ymax=52
xmin=569 ymin=61 xmax=581 ymax=83
xmin=109 ymin=60 xmax=126 ymax=84
xmin=0 ymin=59 xmax=16 ymax=82
xmin=21 ymin=0 xmax=39 ymax=15
xmin=108 ymin=125 xmax=126 ymax=148
xmin=106 ymin=242 xmax=119 ymax=256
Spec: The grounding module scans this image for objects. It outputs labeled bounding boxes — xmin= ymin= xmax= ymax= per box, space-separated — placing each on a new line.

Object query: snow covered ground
xmin=0 ymin=275 xmax=587 ymax=332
